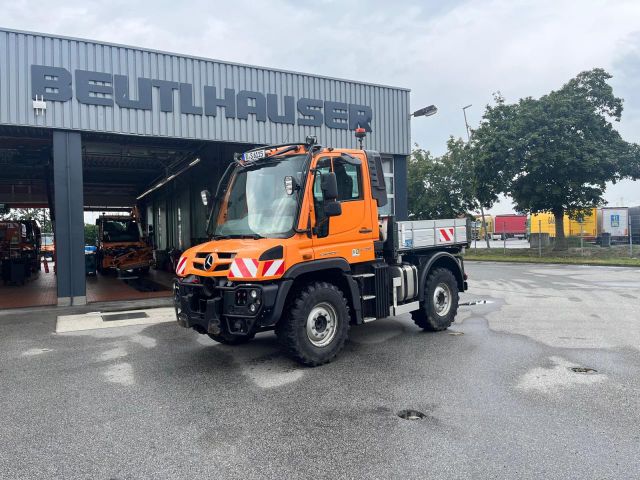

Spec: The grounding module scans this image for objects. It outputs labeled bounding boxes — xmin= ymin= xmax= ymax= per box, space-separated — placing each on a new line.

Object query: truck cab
xmin=95 ymin=212 xmax=153 ymax=274
xmin=175 ymin=137 xmax=469 ymax=366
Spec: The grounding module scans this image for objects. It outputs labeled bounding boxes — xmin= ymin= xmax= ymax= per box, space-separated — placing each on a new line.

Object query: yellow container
xmin=529 ymin=209 xmax=597 ymax=237
xmin=479 ymin=215 xmax=493 ymax=237
xmin=529 ymin=213 xmax=556 ymax=236
xmin=566 ymin=208 xmax=597 ymax=237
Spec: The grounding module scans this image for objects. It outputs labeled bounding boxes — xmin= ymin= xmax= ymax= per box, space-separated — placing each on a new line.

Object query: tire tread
xmin=276 ymin=281 xmax=350 ymax=366
xmin=411 ymin=267 xmax=459 ymax=331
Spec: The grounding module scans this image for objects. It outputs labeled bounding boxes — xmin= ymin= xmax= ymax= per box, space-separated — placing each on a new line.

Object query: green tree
xmin=84 ymin=224 xmax=98 ymax=246
xmin=473 ymin=69 xmax=640 ymax=250
xmin=0 ymin=208 xmax=53 ymax=233
xmin=408 ymin=138 xmax=480 ymax=220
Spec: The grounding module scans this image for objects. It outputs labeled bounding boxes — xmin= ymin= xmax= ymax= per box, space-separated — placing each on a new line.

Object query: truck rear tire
xmin=412 ymin=267 xmax=458 ymax=332
xmin=275 ymin=281 xmax=350 ymax=367
xmin=208 ymin=331 xmax=255 ymax=345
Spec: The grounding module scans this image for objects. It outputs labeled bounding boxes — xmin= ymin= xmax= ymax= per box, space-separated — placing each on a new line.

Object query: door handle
xmin=359 ymin=228 xmax=372 ymax=234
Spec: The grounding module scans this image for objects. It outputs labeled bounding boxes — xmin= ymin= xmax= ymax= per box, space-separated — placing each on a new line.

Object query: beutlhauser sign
xmin=30 ymin=65 xmax=373 ymax=131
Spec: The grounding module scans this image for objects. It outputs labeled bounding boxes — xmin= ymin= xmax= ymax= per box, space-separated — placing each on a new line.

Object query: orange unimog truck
xmin=174 ymin=136 xmax=469 ymax=366
xmin=95 ymin=209 xmax=153 ymax=274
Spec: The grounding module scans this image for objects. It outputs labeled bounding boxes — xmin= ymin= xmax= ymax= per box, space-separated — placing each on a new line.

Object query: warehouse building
xmin=0 ymin=27 xmax=411 ymax=308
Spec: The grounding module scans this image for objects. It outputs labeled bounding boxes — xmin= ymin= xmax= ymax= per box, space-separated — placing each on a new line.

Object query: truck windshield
xmin=102 ymin=220 xmax=140 ymax=243
xmin=213 ymin=155 xmax=306 ymax=239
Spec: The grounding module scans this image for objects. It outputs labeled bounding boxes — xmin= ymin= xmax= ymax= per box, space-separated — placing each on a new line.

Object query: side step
xmin=363 ymin=317 xmax=377 ymax=323
xmin=353 ymin=273 xmax=375 ymax=279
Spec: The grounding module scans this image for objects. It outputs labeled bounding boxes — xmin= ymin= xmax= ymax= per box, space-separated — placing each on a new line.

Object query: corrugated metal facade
xmin=0 ymin=28 xmax=411 ymax=155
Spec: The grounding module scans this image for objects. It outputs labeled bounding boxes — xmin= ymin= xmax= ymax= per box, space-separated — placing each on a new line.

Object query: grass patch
xmin=464 ymin=245 xmax=640 ymax=267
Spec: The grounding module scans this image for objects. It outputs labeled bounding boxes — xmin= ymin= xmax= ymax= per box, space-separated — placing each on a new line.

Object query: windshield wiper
xmin=230 ymin=234 xmax=263 ymax=240
xmin=212 ymin=233 xmax=263 ymax=240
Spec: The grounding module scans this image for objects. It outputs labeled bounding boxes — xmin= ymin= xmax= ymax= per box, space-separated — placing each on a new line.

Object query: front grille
xmin=195 ymin=252 xmax=236 ymax=259
xmin=193 ymin=260 xmax=230 ymax=272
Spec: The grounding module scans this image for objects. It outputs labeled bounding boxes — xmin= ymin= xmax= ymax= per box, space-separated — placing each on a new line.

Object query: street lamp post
xmin=408 ymin=105 xmax=438 ymax=221
xmin=410 ymin=105 xmax=438 ymax=119
xmin=462 ymin=103 xmax=489 ymax=248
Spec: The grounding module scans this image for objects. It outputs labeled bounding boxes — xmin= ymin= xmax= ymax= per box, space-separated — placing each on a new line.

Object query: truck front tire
xmin=412 ymin=267 xmax=459 ymax=331
xmin=276 ymin=281 xmax=350 ymax=367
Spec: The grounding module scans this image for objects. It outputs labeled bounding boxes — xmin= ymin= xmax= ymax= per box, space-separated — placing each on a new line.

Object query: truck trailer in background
xmin=597 ymin=207 xmax=629 ymax=244
xmin=471 ymin=215 xmax=493 ymax=241
xmin=493 ymin=214 xmax=527 ymax=240
xmin=529 ymin=209 xmax=597 ymax=240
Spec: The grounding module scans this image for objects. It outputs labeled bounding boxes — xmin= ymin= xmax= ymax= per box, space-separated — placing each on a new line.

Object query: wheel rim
xmin=433 ymin=283 xmax=452 ymax=316
xmin=306 ymin=302 xmax=338 ymax=348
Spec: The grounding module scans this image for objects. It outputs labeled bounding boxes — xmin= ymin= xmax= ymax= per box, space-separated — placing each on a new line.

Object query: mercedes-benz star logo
xmin=204 ymin=254 xmax=215 ymax=270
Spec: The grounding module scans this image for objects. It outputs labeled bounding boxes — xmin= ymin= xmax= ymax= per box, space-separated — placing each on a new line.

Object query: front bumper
xmin=173 ymin=278 xmax=291 ymax=336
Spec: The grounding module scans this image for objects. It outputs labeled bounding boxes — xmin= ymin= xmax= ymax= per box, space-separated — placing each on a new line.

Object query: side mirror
xmin=321 ymin=172 xmax=338 ymax=201
xmin=323 ymin=201 xmax=342 ymax=217
xmin=200 ymin=189 xmax=211 ymax=206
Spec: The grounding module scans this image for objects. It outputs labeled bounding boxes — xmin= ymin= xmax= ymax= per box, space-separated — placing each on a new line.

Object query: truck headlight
xmin=250 ymin=289 xmax=258 ymax=300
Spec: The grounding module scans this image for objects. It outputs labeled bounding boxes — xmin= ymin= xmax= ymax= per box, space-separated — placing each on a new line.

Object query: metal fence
xmin=470 ymin=213 xmax=640 ymax=260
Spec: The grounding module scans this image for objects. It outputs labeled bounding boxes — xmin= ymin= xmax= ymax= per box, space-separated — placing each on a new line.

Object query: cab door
xmin=311 ymin=154 xmax=376 ymax=264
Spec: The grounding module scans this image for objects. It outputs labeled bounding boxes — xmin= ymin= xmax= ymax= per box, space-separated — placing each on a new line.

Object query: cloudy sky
xmin=3 ymin=0 xmax=640 ymax=212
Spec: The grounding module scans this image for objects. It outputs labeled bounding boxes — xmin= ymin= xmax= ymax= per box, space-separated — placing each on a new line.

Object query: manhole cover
xmin=101 ymin=312 xmax=149 ymax=322
xmin=448 ymin=331 xmax=464 ymax=336
xmin=397 ymin=409 xmax=427 ymax=420
xmin=569 ymin=367 xmax=597 ymax=374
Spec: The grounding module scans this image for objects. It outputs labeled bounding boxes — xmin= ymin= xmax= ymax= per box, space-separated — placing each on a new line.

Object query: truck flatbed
xmin=394 ymin=218 xmax=469 ymax=252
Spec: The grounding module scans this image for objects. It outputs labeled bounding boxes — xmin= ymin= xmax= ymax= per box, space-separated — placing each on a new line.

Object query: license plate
xmin=243 ymin=149 xmax=266 ymax=162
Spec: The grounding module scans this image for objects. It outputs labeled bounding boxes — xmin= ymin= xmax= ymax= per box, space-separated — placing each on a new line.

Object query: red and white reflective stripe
xmin=229 ymin=258 xmax=259 ymax=279
xmin=176 ymin=256 xmax=188 ymax=275
xmin=262 ymin=259 xmax=285 ymax=277
xmin=438 ymin=227 xmax=455 ymax=243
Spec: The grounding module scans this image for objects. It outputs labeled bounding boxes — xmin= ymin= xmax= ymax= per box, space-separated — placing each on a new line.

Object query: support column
xmin=53 ymin=131 xmax=86 ymax=306
xmin=393 ymin=155 xmax=408 ymax=221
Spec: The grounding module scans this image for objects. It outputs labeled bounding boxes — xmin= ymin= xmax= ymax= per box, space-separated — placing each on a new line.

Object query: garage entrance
xmin=80 ymin=133 xmax=250 ymax=305
xmin=0 ymin=126 xmax=57 ymax=308
xmin=0 ymin=124 xmax=252 ymax=309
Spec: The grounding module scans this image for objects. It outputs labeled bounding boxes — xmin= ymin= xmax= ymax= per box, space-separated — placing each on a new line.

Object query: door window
xmin=313 ymin=158 xmax=332 ymax=238
xmin=333 ymin=157 xmax=361 ymax=202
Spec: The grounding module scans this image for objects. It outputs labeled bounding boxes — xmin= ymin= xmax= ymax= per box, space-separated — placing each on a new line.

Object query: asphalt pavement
xmin=1 ymin=262 xmax=639 ymax=479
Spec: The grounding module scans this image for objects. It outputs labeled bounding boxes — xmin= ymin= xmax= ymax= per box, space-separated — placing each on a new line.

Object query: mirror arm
xmin=293 ymin=226 xmax=312 ymax=235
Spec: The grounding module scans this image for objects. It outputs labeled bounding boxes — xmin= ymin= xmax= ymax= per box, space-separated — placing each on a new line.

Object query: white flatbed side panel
xmin=397 ymin=218 xmax=468 ymax=250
